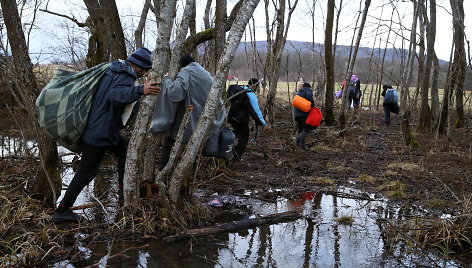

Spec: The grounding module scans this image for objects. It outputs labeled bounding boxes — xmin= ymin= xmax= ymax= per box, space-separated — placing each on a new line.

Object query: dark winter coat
xmin=293 ymin=86 xmax=315 ymax=119
xmin=81 ymin=60 xmax=143 ymax=148
xmin=227 ymin=85 xmax=267 ymax=127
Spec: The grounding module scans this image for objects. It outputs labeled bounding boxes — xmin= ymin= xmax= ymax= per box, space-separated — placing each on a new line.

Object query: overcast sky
xmin=26 ymin=0 xmax=471 ymax=63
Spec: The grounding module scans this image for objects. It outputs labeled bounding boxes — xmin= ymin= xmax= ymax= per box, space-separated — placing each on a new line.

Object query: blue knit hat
xmin=127 ymin=47 xmax=152 ymax=70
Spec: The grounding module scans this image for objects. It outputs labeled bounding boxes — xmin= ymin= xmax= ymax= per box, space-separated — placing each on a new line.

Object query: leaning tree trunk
xmin=167 ymin=0 xmax=261 ymax=204
xmin=449 ymin=0 xmax=466 ymax=128
xmin=123 ymin=0 xmax=177 ymax=205
xmin=0 ymin=0 xmax=61 ymax=206
xmin=323 ymin=0 xmax=335 ymax=125
xmin=338 ymin=0 xmax=371 ymax=128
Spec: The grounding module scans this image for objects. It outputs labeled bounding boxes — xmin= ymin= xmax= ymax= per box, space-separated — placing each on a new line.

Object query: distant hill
xmin=236 ymin=40 xmax=448 ymax=65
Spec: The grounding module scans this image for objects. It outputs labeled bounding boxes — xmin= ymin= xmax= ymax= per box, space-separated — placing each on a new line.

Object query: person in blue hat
xmin=52 ymin=47 xmax=160 ymax=224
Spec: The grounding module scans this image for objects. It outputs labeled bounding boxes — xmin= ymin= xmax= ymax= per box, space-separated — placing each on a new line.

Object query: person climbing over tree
xmin=52 ymin=47 xmax=160 ymax=224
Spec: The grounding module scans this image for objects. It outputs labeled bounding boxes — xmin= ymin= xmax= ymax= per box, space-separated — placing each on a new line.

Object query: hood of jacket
xmin=109 ymin=60 xmax=138 ymax=79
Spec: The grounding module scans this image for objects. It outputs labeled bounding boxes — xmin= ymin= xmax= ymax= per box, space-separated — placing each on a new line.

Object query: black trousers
xmin=159 ymin=136 xmax=176 ymax=171
xmin=231 ymin=121 xmax=250 ymax=160
xmin=59 ymin=136 xmax=128 ymax=208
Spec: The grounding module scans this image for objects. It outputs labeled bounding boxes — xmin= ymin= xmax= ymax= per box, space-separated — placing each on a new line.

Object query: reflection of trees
xmin=333 ymin=195 xmax=340 ymax=268
xmin=303 ymin=218 xmax=315 ymax=268
xmin=256 ymin=224 xmax=275 ymax=266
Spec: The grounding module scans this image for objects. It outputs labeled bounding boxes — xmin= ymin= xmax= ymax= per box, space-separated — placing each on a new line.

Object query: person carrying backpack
xmin=52 ymin=47 xmax=160 ymax=224
xmin=227 ymin=78 xmax=268 ymax=161
xmin=381 ymin=83 xmax=399 ymax=125
xmin=348 ymin=75 xmax=362 ymax=109
xmin=293 ymin=82 xmax=315 ymax=149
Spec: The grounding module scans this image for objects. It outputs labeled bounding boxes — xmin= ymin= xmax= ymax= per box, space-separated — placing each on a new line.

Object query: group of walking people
xmin=52 ymin=48 xmax=270 ymax=224
xmin=50 ymin=47 xmax=399 ymax=224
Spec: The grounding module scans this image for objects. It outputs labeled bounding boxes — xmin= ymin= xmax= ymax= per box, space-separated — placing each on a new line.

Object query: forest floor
xmin=1 ymin=103 xmax=472 ymax=265
xmin=199 ymin=104 xmax=472 ymax=215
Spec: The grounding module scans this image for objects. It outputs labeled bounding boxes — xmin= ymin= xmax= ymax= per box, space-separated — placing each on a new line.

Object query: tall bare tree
xmin=0 ymin=0 xmax=61 ymax=205
xmin=338 ymin=0 xmax=370 ymax=128
xmin=449 ymin=0 xmax=466 ymax=128
xmin=418 ymin=0 xmax=436 ymax=132
xmin=263 ymin=0 xmax=299 ymax=125
xmin=324 ymin=0 xmax=335 ymax=125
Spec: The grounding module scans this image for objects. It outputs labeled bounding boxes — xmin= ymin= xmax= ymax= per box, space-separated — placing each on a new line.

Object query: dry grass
xmin=381 ymin=195 xmax=472 ymax=257
xmin=305 ymin=176 xmax=335 ymax=185
xmin=378 ymin=180 xmax=406 ymax=199
xmin=386 ymin=162 xmax=424 ymax=172
xmin=335 ymin=215 xmax=355 ymax=225
xmin=353 ymin=174 xmax=377 ymax=183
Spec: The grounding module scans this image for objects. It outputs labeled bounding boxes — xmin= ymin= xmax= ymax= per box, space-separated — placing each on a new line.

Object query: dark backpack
xmin=227 ymin=84 xmax=251 ymax=103
xmin=384 ymin=89 xmax=398 ymax=104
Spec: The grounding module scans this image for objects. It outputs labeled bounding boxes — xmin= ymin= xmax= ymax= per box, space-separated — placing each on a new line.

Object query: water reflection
xmin=76 ymin=188 xmax=462 ymax=267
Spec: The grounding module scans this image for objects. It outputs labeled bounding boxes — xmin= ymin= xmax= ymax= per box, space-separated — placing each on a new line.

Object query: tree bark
xmin=168 ymin=0 xmax=261 ymax=203
xmin=418 ymin=0 xmax=436 ymax=132
xmin=449 ymin=0 xmax=466 ymax=128
xmin=83 ymin=0 xmax=127 ymax=67
xmin=324 ymin=0 xmax=335 ymax=125
xmin=263 ymin=0 xmax=299 ymax=125
xmin=165 ymin=211 xmax=300 ymax=242
xmin=123 ymin=0 xmax=176 ymax=205
xmin=0 ymin=0 xmax=61 ymax=206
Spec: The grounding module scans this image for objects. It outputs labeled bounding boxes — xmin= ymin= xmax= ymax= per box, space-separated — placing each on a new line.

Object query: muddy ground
xmin=197 ymin=103 xmax=472 ymax=215
xmin=1 ymin=103 xmax=472 ymax=265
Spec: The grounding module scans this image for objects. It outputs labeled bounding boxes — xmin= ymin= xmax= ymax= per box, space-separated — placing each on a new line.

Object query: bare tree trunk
xmin=399 ymin=0 xmax=419 ymax=146
xmin=0 ymin=0 xmax=61 ymax=205
xmin=324 ymin=0 xmax=335 ymax=125
xmin=430 ymin=53 xmax=440 ymax=123
xmin=438 ymin=44 xmax=455 ymax=133
xmin=168 ymin=0 xmax=261 ymax=203
xmin=83 ymin=0 xmax=127 ymax=67
xmin=418 ymin=0 xmax=436 ymax=132
xmin=338 ymin=0 xmax=370 ymax=128
xmin=413 ymin=1 xmax=426 ymax=111
xmin=135 ymin=0 xmax=152 ymax=48
xmin=123 ymin=0 xmax=177 ymax=205
xmin=450 ymin=0 xmax=466 ymax=128
xmin=375 ymin=9 xmax=394 ymax=111
xmin=263 ymin=0 xmax=299 ymax=125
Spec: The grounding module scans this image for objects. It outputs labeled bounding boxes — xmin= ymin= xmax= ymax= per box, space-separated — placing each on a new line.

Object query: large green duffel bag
xmin=35 ymin=63 xmax=111 ymax=152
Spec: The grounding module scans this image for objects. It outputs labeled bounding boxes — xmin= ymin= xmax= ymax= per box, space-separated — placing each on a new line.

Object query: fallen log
xmin=164 ymin=211 xmax=301 ymax=242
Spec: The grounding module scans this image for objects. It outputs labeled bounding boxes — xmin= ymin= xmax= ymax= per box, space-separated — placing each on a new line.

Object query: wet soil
xmin=198 ymin=103 xmax=472 ymax=215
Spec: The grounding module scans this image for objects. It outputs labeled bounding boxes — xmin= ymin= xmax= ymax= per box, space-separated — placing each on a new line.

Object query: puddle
xmin=69 ymin=188 xmax=463 ymax=267
xmin=0 ymin=135 xmax=467 ymax=267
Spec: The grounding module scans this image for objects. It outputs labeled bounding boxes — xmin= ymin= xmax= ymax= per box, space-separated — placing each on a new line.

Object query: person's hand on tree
xmin=143 ymin=82 xmax=160 ymax=95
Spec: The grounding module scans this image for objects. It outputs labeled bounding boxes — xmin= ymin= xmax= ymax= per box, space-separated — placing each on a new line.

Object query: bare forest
xmin=0 ymin=0 xmax=471 ymax=266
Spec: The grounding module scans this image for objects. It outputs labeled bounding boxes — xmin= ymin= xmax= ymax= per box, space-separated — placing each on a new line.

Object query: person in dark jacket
xmin=293 ymin=82 xmax=315 ymax=149
xmin=381 ymin=83 xmax=398 ymax=125
xmin=228 ymin=78 xmax=268 ymax=160
xmin=52 ymin=47 xmax=160 ymax=224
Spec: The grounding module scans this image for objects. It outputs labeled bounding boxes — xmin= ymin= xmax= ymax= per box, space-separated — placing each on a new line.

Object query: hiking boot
xmin=52 ymin=210 xmax=85 ymax=224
